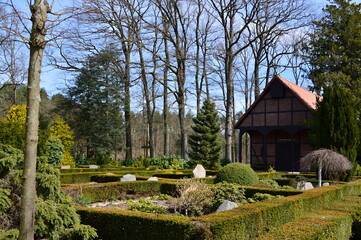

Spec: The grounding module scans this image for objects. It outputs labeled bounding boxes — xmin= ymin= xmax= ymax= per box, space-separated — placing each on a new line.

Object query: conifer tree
xmin=308 ymin=83 xmax=359 ymax=180
xmin=188 ymin=98 xmax=223 ymax=169
xmin=308 ymin=0 xmax=361 ymax=104
xmin=0 ymin=144 xmax=97 ymax=239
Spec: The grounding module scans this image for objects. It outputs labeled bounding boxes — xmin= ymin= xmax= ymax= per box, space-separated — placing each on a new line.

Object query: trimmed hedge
xmin=60 ymin=167 xmax=147 ymax=174
xmin=61 ymin=173 xmax=100 ymax=184
xmin=254 ymin=195 xmax=361 ymax=240
xmin=76 ymin=207 xmax=210 ymax=240
xmin=62 ymin=181 xmax=177 ymax=202
xmin=196 ymin=180 xmax=361 ymax=240
xmin=63 ymin=179 xmax=299 ymax=203
xmin=257 ymin=172 xmax=283 ymax=179
xmin=72 ymin=180 xmax=361 ymax=240
xmin=90 ymin=175 xmax=149 ymax=183
xmin=61 ymin=170 xmax=192 ymax=184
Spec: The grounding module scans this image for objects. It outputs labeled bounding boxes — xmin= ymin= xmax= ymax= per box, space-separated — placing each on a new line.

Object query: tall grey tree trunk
xmin=19 ymin=1 xmax=50 ymax=239
xmin=163 ymin=37 xmax=169 ymax=156
xmin=124 ymin=53 xmax=132 ymax=160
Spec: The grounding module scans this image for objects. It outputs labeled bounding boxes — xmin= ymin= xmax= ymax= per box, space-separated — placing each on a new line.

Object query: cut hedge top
xmin=214 ymin=163 xmax=259 ymax=186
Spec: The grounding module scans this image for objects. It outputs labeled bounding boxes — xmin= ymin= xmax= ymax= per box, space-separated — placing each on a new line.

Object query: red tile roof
xmin=277 ymin=75 xmax=319 ymax=110
xmin=234 ymin=75 xmax=319 ymax=128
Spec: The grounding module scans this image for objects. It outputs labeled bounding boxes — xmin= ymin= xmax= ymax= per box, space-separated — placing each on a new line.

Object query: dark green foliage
xmin=0 ymin=188 xmax=11 ymax=214
xmin=77 ymin=207 xmax=209 ymax=240
xmin=0 ymin=229 xmax=18 ymax=239
xmin=126 ymin=198 xmax=168 ymax=214
xmin=67 ymin=48 xmax=124 ymax=159
xmin=211 ymin=182 xmax=246 ymax=208
xmin=307 ymin=0 xmax=361 ymax=101
xmin=220 ymin=158 xmax=231 ymax=167
xmin=214 ymin=163 xmax=259 ymax=185
xmin=76 ymin=196 xmax=92 ymax=206
xmin=308 ymin=84 xmax=359 ymax=180
xmin=188 ymin=99 xmax=223 ymax=169
xmin=45 ymin=136 xmax=65 ymax=166
xmin=0 ymin=121 xmax=25 ymax=150
xmin=0 ymin=144 xmax=97 ymax=239
xmin=251 ymin=193 xmax=279 ymax=202
xmin=75 ymin=179 xmax=361 ymax=240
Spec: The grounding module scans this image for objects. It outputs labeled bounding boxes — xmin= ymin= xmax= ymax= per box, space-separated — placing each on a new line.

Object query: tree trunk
xmin=19 ymin=1 xmax=50 ymax=239
xmin=224 ymin=45 xmax=234 ymax=161
xmin=124 ymin=53 xmax=132 ymax=160
xmin=177 ymin=60 xmax=187 ymax=160
xmin=138 ymin=47 xmax=155 ymax=158
xmin=163 ymin=36 xmax=169 ymax=156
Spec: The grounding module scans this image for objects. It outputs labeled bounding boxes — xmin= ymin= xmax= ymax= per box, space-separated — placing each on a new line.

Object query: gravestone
xmin=296 ymin=181 xmax=314 ymax=190
xmin=322 ymin=182 xmax=330 ymax=187
xmin=192 ymin=164 xmax=206 ymax=178
xmin=216 ymin=200 xmax=238 ymax=213
xmin=89 ymin=165 xmax=99 ymax=169
xmin=60 ymin=165 xmax=71 ymax=169
xmin=120 ymin=174 xmax=136 ymax=182
xmin=147 ymin=177 xmax=158 ymax=181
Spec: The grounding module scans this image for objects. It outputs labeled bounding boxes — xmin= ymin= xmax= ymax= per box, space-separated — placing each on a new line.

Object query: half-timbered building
xmin=234 ymin=75 xmax=319 ymax=172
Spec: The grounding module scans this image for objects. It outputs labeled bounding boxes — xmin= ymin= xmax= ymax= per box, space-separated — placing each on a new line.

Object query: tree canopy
xmin=68 ymin=48 xmax=124 ymax=159
xmin=308 ymin=83 xmax=359 ymax=180
xmin=308 ymin=0 xmax=361 ymax=104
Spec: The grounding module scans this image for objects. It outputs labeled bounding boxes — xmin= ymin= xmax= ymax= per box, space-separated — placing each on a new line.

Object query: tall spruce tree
xmin=308 ymin=83 xmax=359 ymax=180
xmin=307 ymin=0 xmax=361 ymax=104
xmin=188 ymin=98 xmax=222 ymax=169
xmin=68 ymin=48 xmax=124 ymax=159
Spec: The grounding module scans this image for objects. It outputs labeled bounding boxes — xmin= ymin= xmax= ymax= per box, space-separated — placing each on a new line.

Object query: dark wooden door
xmin=275 ymin=142 xmax=300 ymax=172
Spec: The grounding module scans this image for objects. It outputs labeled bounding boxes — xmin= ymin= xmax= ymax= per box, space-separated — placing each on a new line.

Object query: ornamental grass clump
xmin=214 ymin=163 xmax=259 ymax=185
xmin=176 ymin=179 xmax=214 ymax=216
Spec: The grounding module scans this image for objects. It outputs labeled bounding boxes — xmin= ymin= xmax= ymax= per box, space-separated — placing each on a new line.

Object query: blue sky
xmin=9 ymin=0 xmax=361 ymax=97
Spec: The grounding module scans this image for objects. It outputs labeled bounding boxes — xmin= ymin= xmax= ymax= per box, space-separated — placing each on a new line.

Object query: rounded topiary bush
xmin=214 ymin=163 xmax=259 ymax=185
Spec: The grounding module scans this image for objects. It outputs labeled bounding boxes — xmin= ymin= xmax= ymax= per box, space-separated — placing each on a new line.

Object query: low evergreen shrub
xmin=126 ymin=198 xmax=168 ymax=214
xmin=214 ymin=163 xmax=259 ymax=186
xmin=211 ymin=182 xmax=246 ymax=209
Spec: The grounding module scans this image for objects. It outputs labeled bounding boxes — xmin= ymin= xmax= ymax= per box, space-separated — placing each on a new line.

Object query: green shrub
xmin=355 ymin=163 xmax=361 ymax=176
xmin=214 ymin=163 xmax=259 ymax=186
xmin=176 ymin=180 xmax=214 ymax=216
xmin=220 ymin=158 xmax=231 ymax=167
xmin=258 ymin=179 xmax=280 ymax=189
xmin=45 ymin=136 xmax=64 ymax=166
xmin=211 ymin=182 xmax=246 ymax=209
xmin=150 ymin=194 xmax=173 ymax=200
xmin=121 ymin=158 xmax=135 ymax=166
xmin=126 ymin=198 xmax=168 ymax=214
xmin=76 ymin=196 xmax=92 ymax=206
xmin=108 ymin=196 xmax=118 ymax=202
xmin=0 ymin=144 xmax=97 ymax=239
xmin=0 ymin=229 xmax=18 ymax=239
xmin=251 ymin=193 xmax=280 ymax=202
xmin=267 ymin=166 xmax=276 ymax=173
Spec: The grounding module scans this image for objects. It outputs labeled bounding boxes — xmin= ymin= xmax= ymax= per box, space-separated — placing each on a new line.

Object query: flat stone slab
xmin=89 ymin=165 xmax=99 ymax=169
xmin=60 ymin=165 xmax=71 ymax=169
xmin=192 ymin=164 xmax=206 ymax=178
xmin=216 ymin=200 xmax=238 ymax=213
xmin=120 ymin=174 xmax=136 ymax=182
xmin=296 ymin=181 xmax=314 ymax=190
xmin=147 ymin=177 xmax=158 ymax=181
